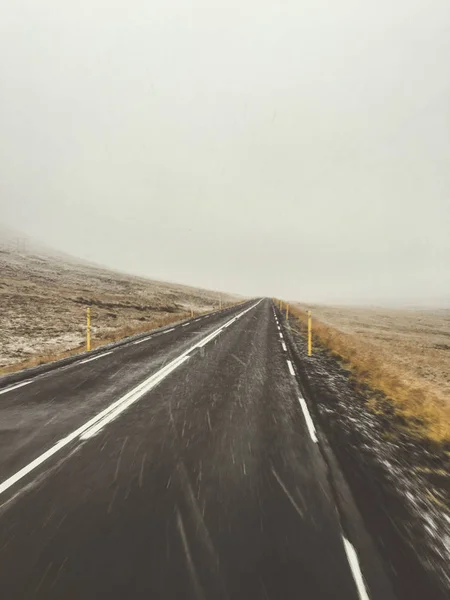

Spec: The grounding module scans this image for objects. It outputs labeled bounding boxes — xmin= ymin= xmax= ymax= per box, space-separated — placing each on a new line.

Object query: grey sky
xmin=1 ymin=1 xmax=449 ymax=304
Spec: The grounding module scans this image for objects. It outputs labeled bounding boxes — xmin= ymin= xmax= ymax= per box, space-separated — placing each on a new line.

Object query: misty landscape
xmin=0 ymin=224 xmax=238 ymax=371
xmin=0 ymin=1 xmax=449 ymax=599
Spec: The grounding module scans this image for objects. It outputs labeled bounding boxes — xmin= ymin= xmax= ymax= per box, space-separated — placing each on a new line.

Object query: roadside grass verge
xmin=0 ymin=311 xmax=191 ymax=376
xmin=286 ymin=304 xmax=450 ymax=445
xmin=0 ymin=298 xmax=245 ymax=377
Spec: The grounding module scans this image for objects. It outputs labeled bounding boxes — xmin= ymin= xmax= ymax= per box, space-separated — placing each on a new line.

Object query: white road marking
xmin=0 ymin=381 xmax=32 ymax=396
xmin=132 ymin=338 xmax=151 ymax=346
xmin=0 ymin=300 xmax=261 ymax=497
xmin=287 ymin=360 xmax=295 ymax=376
xmin=342 ymin=537 xmax=371 ymax=600
xmin=197 ymin=328 xmax=223 ymax=348
xmin=78 ymin=351 xmax=114 ymax=365
xmin=282 ymin=342 xmax=287 ymax=352
xmin=298 ymin=396 xmax=318 ymax=443
xmin=80 ymin=355 xmax=190 ymax=440
xmin=279 ymin=332 xmax=283 ymax=339
xmin=182 ymin=323 xmax=190 ymax=327
xmin=162 ymin=328 xmax=175 ymax=334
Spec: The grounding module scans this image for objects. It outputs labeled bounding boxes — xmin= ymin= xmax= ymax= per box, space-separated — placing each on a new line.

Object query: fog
xmin=1 ymin=1 xmax=449 ymax=305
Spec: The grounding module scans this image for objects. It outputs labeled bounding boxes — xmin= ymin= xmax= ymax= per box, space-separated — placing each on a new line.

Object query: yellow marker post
xmin=286 ymin=303 xmax=289 ymax=321
xmin=86 ymin=307 xmax=91 ymax=352
xmin=307 ymin=310 xmax=312 ymax=356
xmin=191 ymin=307 xmax=194 ymax=318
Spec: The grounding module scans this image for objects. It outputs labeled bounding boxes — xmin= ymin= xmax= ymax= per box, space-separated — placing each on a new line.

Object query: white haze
xmin=1 ymin=1 xmax=449 ymax=305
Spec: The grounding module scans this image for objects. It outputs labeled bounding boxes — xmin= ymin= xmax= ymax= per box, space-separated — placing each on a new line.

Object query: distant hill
xmin=0 ymin=224 xmax=241 ymax=370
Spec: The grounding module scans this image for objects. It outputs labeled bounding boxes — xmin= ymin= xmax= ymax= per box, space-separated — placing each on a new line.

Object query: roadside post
xmin=286 ymin=304 xmax=289 ymax=321
xmin=87 ymin=307 xmax=91 ymax=352
xmin=307 ymin=310 xmax=312 ymax=356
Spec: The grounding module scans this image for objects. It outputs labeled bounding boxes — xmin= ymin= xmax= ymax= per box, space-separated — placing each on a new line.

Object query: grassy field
xmin=0 ymin=230 xmax=240 ymax=374
xmin=289 ymin=303 xmax=450 ymax=444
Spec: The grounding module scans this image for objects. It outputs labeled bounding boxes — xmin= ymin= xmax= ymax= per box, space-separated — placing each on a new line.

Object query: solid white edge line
xmin=282 ymin=342 xmax=287 ymax=352
xmin=0 ymin=380 xmax=32 ymax=396
xmin=78 ymin=351 xmax=114 ymax=364
xmin=287 ymin=360 xmax=295 ymax=376
xmin=0 ymin=300 xmax=261 ymax=497
xmin=342 ymin=537 xmax=371 ymax=600
xmin=298 ymin=396 xmax=318 ymax=443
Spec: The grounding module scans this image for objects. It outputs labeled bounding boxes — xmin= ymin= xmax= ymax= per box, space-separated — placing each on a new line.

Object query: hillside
xmin=0 ymin=225 xmax=240 ymax=370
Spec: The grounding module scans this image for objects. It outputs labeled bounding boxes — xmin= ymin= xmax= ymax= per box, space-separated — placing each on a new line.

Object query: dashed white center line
xmin=298 ymin=396 xmax=318 ymax=443
xmin=282 ymin=342 xmax=287 ymax=352
xmin=342 ymin=537 xmax=370 ymax=600
xmin=287 ymin=360 xmax=295 ymax=376
xmin=279 ymin=332 xmax=283 ymax=339
xmin=182 ymin=323 xmax=190 ymax=327
xmin=0 ymin=380 xmax=32 ymax=396
xmin=78 ymin=351 xmax=114 ymax=365
xmin=162 ymin=328 xmax=175 ymax=334
xmin=132 ymin=337 xmax=151 ymax=345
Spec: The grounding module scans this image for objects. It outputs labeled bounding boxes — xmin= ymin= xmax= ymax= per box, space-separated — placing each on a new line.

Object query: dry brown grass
xmin=286 ymin=304 xmax=450 ymax=444
xmin=0 ymin=237 xmax=243 ymax=369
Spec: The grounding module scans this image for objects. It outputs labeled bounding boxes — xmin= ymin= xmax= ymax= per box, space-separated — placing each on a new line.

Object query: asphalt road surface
xmin=0 ymin=299 xmax=400 ymax=599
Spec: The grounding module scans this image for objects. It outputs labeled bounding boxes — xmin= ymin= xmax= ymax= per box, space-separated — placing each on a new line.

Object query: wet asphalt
xmin=0 ymin=299 xmax=397 ymax=599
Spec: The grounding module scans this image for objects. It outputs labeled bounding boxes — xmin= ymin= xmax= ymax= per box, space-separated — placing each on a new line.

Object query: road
xmin=0 ymin=298 xmax=398 ymax=599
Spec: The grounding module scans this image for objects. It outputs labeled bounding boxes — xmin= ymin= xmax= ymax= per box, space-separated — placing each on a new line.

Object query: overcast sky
xmin=1 ymin=1 xmax=449 ymax=304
